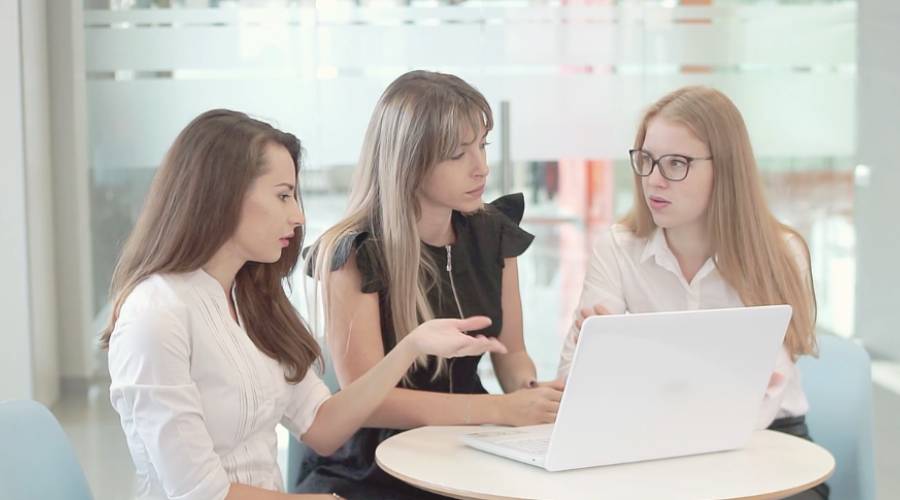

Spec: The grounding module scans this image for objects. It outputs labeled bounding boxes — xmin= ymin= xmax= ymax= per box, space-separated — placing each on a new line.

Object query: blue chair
xmin=0 ymin=399 xmax=94 ymax=500
xmin=286 ymin=351 xmax=341 ymax=492
xmin=798 ymin=335 xmax=877 ymax=500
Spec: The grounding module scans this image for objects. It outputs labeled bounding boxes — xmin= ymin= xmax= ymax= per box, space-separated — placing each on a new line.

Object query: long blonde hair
xmin=310 ymin=70 xmax=493 ymax=376
xmin=100 ymin=109 xmax=321 ymax=382
xmin=621 ymin=86 xmax=817 ymax=359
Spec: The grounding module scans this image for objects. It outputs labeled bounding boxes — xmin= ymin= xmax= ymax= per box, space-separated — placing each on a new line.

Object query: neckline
xmin=421 ymin=210 xmax=464 ymax=250
xmin=193 ymin=268 xmax=243 ymax=328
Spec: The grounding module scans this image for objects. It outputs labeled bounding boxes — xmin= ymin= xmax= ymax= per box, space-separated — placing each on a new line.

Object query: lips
xmin=467 ymin=185 xmax=486 ymax=196
xmin=279 ymin=233 xmax=294 ymax=248
xmin=648 ymin=195 xmax=671 ymax=210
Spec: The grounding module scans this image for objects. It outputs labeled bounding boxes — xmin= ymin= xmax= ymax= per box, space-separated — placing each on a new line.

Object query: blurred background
xmin=2 ymin=0 xmax=897 ymax=498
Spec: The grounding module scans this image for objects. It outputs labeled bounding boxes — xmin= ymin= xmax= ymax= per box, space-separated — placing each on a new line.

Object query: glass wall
xmin=83 ymin=0 xmax=857 ymax=387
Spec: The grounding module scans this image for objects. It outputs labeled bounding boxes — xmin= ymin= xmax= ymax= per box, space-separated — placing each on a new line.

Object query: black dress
xmin=295 ymin=193 xmax=534 ymax=500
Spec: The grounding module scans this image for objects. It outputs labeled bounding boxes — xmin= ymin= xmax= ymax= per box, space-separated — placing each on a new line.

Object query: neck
xmin=663 ymin=221 xmax=711 ymax=282
xmin=202 ymin=243 xmax=245 ymax=295
xmin=417 ymin=198 xmax=455 ymax=247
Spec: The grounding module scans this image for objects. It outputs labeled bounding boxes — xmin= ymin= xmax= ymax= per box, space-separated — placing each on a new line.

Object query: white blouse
xmin=108 ymin=270 xmax=331 ymax=500
xmin=557 ymin=224 xmax=811 ymax=429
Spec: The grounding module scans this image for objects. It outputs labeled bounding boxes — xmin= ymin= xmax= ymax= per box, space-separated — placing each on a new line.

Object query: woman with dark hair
xmin=101 ymin=109 xmax=505 ymax=500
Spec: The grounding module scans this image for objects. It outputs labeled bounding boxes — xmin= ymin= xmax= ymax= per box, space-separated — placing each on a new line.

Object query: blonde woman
xmin=298 ymin=71 xmax=562 ymax=499
xmin=561 ymin=86 xmax=828 ymax=499
xmin=102 ymin=109 xmax=506 ymax=500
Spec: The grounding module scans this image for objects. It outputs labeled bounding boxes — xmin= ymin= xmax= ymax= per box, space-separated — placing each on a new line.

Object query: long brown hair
xmin=100 ymin=109 xmax=320 ymax=382
xmin=622 ymin=86 xmax=817 ymax=359
xmin=310 ymin=70 xmax=493 ymax=377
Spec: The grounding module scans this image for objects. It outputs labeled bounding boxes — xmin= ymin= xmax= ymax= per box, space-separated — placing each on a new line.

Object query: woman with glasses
xmin=558 ymin=86 xmax=828 ymax=499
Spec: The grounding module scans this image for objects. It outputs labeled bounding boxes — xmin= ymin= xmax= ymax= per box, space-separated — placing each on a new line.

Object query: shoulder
xmin=781 ymin=229 xmax=811 ymax=274
xmin=112 ymin=273 xmax=198 ymax=352
xmin=482 ymin=193 xmax=526 ymax=225
xmin=120 ymin=273 xmax=193 ymax=321
xmin=468 ymin=193 xmax=534 ymax=261
xmin=313 ymin=231 xmax=384 ymax=294
xmin=593 ymin=224 xmax=645 ymax=260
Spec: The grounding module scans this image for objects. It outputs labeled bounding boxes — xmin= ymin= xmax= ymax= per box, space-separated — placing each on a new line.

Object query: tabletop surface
xmin=375 ymin=426 xmax=835 ymax=500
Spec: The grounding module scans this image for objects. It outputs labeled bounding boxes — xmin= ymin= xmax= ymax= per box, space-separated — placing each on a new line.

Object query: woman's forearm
xmin=492 ymin=350 xmax=537 ymax=393
xmin=361 ymin=388 xmax=505 ymax=429
xmin=227 ymin=483 xmax=334 ymax=499
xmin=301 ymin=338 xmax=420 ymax=455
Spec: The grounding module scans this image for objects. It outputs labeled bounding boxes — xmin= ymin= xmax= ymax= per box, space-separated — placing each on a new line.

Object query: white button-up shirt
xmin=557 ymin=224 xmax=810 ymax=428
xmin=108 ymin=270 xmax=331 ymax=500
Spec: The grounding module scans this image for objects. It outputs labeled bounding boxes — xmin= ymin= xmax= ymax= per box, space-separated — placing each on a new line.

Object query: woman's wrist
xmin=488 ymin=393 xmax=508 ymax=425
xmin=394 ymin=333 xmax=422 ymax=365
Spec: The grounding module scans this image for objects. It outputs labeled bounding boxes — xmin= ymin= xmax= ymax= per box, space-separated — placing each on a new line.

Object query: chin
xmin=253 ymin=250 xmax=283 ymax=264
xmin=458 ymin=199 xmax=484 ymax=214
xmin=649 ymin=214 xmax=672 ymax=229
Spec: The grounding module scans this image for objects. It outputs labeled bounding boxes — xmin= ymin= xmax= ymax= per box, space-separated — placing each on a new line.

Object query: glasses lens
xmin=630 ymin=150 xmax=652 ymax=175
xmin=659 ymin=156 xmax=689 ymax=180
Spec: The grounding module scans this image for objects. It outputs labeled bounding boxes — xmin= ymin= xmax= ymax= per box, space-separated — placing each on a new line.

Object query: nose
xmin=289 ymin=199 xmax=305 ymax=227
xmin=645 ymin=163 xmax=669 ymax=189
xmin=473 ymin=150 xmax=489 ymax=178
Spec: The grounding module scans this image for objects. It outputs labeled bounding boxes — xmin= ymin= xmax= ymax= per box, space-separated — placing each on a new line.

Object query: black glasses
xmin=628 ymin=149 xmax=712 ymax=182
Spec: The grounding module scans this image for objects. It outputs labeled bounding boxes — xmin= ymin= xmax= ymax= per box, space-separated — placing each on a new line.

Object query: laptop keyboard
xmin=502 ymin=437 xmax=550 ymax=455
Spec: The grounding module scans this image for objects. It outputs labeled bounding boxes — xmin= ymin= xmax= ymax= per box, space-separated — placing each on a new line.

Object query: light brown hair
xmin=100 ymin=109 xmax=320 ymax=382
xmin=622 ymin=86 xmax=817 ymax=358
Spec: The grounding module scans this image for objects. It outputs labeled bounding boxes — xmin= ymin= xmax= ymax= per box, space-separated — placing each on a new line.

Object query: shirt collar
xmin=640 ymin=227 xmax=718 ymax=286
xmin=640 ymin=227 xmax=669 ymax=265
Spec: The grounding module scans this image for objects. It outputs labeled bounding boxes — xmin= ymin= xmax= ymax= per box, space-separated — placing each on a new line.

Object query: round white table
xmin=375 ymin=426 xmax=834 ymax=500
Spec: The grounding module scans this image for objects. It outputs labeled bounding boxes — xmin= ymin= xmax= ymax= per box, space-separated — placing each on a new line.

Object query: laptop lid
xmin=545 ymin=305 xmax=792 ymax=471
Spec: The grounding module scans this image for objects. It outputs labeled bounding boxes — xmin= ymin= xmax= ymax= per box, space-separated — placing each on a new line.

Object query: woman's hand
xmin=573 ymin=303 xmax=611 ymax=343
xmin=498 ymin=385 xmax=563 ymax=426
xmin=406 ymin=316 xmax=508 ymax=358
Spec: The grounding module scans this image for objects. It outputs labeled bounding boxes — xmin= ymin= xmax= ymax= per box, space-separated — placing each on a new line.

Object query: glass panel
xmin=82 ymin=0 xmax=858 ymax=387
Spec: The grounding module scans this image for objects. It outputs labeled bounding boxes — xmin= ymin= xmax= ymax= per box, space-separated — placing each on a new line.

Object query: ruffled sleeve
xmin=488 ymin=193 xmax=534 ymax=262
xmin=329 ymin=232 xmax=386 ymax=294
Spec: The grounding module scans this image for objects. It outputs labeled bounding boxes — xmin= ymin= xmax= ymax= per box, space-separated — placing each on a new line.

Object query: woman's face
xmin=419 ymin=123 xmax=490 ymax=214
xmin=230 ymin=142 xmax=305 ymax=264
xmin=639 ymin=117 xmax=715 ymax=231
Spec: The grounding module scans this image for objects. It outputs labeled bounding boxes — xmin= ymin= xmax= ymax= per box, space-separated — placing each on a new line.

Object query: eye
xmin=279 ymin=193 xmax=293 ymax=201
xmin=450 ymin=151 xmax=465 ymax=160
xmin=479 ymin=141 xmax=490 ymax=150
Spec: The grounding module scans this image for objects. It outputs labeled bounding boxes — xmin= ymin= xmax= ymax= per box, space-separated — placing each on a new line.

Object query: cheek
xmin=689 ymin=170 xmax=715 ymax=212
xmin=236 ymin=200 xmax=274 ymax=241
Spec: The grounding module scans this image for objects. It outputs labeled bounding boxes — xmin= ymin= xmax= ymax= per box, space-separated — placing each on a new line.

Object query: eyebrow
xmin=275 ymin=182 xmax=295 ymax=190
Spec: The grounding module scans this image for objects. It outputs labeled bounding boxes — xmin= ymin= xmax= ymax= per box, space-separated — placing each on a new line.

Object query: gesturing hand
xmin=407 ymin=316 xmax=508 ymax=358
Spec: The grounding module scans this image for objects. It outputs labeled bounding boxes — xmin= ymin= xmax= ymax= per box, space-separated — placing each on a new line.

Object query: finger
xmin=575 ymin=318 xmax=583 ymax=330
xmin=593 ymin=304 xmax=610 ymax=316
xmin=455 ymin=315 xmax=492 ymax=332
xmin=453 ymin=339 xmax=488 ymax=357
xmin=546 ymin=377 xmax=566 ymax=391
xmin=470 ymin=335 xmax=507 ymax=354
xmin=580 ymin=307 xmax=593 ymax=319
xmin=456 ymin=336 xmax=505 ymax=357
xmin=484 ymin=338 xmax=508 ymax=354
xmin=543 ymin=388 xmax=563 ymax=402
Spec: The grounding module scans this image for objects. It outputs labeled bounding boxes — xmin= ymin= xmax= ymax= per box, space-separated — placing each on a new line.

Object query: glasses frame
xmin=628 ymin=148 xmax=713 ymax=182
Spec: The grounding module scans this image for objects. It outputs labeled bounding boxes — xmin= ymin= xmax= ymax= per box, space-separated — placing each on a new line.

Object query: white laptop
xmin=462 ymin=305 xmax=792 ymax=471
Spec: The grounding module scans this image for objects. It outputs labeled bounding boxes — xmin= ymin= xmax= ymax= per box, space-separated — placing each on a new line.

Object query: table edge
xmin=375 ymin=428 xmax=836 ymax=500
